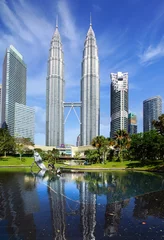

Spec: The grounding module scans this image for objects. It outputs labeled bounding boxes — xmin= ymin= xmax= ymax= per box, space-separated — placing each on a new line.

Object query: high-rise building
xmin=80 ymin=19 xmax=100 ymax=146
xmin=46 ymin=21 xmax=64 ymax=147
xmin=110 ymin=72 xmax=128 ymax=138
xmin=143 ymin=96 xmax=162 ymax=132
xmin=14 ymin=103 xmax=35 ymax=142
xmin=0 ymin=84 xmax=2 ymax=127
xmin=128 ymin=113 xmax=137 ymax=135
xmin=76 ymin=134 xmax=81 ymax=147
xmin=2 ymin=45 xmax=26 ymax=135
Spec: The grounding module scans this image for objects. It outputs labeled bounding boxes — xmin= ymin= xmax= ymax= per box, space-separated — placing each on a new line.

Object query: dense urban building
xmin=2 ymin=45 xmax=26 ymax=134
xmin=110 ymin=72 xmax=128 ymax=138
xmin=2 ymin=45 xmax=35 ymax=141
xmin=128 ymin=113 xmax=137 ymax=135
xmin=46 ymin=21 xmax=64 ymax=147
xmin=76 ymin=134 xmax=81 ymax=147
xmin=143 ymin=96 xmax=162 ymax=132
xmin=14 ymin=103 xmax=35 ymax=142
xmin=80 ymin=19 xmax=100 ymax=145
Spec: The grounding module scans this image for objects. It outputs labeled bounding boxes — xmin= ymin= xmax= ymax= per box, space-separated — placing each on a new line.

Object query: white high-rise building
xmin=110 ymin=72 xmax=128 ymax=138
xmin=2 ymin=45 xmax=35 ymax=141
xmin=46 ymin=21 xmax=64 ymax=147
xmin=80 ymin=19 xmax=100 ymax=146
xmin=2 ymin=45 xmax=26 ymax=135
xmin=14 ymin=103 xmax=35 ymax=142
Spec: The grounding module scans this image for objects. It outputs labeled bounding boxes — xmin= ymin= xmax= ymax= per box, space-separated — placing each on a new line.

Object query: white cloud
xmin=139 ymin=38 xmax=164 ymax=65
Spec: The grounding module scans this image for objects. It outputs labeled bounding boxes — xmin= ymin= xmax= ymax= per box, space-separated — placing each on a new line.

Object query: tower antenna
xmin=56 ymin=15 xmax=58 ymax=28
xmin=90 ymin=12 xmax=92 ymax=26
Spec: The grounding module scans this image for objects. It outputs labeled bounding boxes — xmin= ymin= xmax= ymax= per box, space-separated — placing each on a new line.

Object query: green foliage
xmin=129 ymin=130 xmax=164 ymax=161
xmin=114 ymin=130 xmax=130 ymax=162
xmin=84 ymin=149 xmax=99 ymax=164
xmin=0 ymin=128 xmax=15 ymax=156
xmin=74 ymin=151 xmax=81 ymax=160
xmin=91 ymin=135 xmax=109 ymax=163
xmin=152 ymin=114 xmax=164 ymax=136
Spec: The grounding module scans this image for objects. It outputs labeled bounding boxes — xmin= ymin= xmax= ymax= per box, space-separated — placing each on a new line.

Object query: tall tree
xmin=114 ymin=130 xmax=130 ymax=161
xmin=91 ymin=136 xmax=109 ymax=163
xmin=0 ymin=128 xmax=15 ymax=156
xmin=152 ymin=114 xmax=164 ymax=136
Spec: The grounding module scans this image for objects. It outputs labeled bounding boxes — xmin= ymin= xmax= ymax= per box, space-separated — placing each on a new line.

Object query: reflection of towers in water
xmin=48 ymin=179 xmax=66 ymax=240
xmin=79 ymin=181 xmax=96 ymax=240
xmin=105 ymin=195 xmax=129 ymax=237
xmin=0 ymin=173 xmax=38 ymax=239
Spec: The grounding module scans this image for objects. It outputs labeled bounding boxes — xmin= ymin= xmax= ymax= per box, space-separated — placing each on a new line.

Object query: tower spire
xmin=90 ymin=12 xmax=92 ymax=26
xmin=56 ymin=15 xmax=58 ymax=28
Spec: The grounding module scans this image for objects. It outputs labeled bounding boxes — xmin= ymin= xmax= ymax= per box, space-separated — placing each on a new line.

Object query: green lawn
xmin=0 ymin=157 xmax=164 ymax=172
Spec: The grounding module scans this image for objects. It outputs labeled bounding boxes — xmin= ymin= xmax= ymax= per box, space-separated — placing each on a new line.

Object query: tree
xmin=15 ymin=137 xmax=34 ymax=160
xmin=114 ymin=130 xmax=130 ymax=161
xmin=0 ymin=128 xmax=15 ymax=156
xmin=84 ymin=149 xmax=99 ymax=164
xmin=152 ymin=114 xmax=164 ymax=136
xmin=91 ymin=136 xmax=109 ymax=163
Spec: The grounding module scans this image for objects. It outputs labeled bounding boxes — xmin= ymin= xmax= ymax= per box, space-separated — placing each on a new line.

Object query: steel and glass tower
xmin=2 ymin=45 xmax=26 ymax=136
xmin=80 ymin=18 xmax=100 ymax=146
xmin=46 ymin=20 xmax=64 ymax=146
xmin=143 ymin=96 xmax=162 ymax=132
xmin=110 ymin=72 xmax=128 ymax=138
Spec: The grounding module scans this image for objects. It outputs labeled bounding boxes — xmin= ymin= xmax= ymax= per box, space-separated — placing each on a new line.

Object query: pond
xmin=1 ymin=170 xmax=164 ymax=239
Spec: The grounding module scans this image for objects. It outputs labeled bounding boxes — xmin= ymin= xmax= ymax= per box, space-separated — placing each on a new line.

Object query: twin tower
xmin=46 ymin=19 xmax=100 ymax=147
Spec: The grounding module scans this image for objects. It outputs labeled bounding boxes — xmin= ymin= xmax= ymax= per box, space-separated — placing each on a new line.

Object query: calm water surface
xmin=1 ymin=170 xmax=164 ymax=239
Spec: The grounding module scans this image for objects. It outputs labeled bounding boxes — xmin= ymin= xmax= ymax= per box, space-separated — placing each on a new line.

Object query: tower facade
xmin=110 ymin=72 xmax=128 ymax=138
xmin=46 ymin=23 xmax=65 ymax=146
xmin=2 ymin=45 xmax=26 ymax=135
xmin=143 ymin=96 xmax=162 ymax=132
xmin=80 ymin=21 xmax=100 ymax=146
xmin=128 ymin=113 xmax=137 ymax=135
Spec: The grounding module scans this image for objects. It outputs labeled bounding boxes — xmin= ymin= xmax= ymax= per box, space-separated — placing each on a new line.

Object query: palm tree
xmin=114 ymin=130 xmax=130 ymax=161
xmin=91 ymin=136 xmax=109 ymax=163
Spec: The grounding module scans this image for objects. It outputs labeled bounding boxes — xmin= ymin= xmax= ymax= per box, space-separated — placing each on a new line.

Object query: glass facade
xmin=143 ymin=96 xmax=162 ymax=132
xmin=80 ymin=23 xmax=100 ymax=145
xmin=2 ymin=45 xmax=26 ymax=136
xmin=46 ymin=26 xmax=64 ymax=147
xmin=128 ymin=113 xmax=137 ymax=135
xmin=14 ymin=103 xmax=35 ymax=142
xmin=110 ymin=72 xmax=128 ymax=138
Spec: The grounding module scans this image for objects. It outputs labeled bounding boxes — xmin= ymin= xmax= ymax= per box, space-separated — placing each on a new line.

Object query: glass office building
xmin=110 ymin=72 xmax=128 ymax=138
xmin=128 ymin=113 xmax=137 ymax=135
xmin=143 ymin=96 xmax=162 ymax=132
xmin=2 ymin=45 xmax=26 ymax=135
xmin=14 ymin=103 xmax=35 ymax=142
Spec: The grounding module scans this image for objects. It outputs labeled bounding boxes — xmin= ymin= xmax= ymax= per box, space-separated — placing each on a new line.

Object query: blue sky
xmin=0 ymin=0 xmax=164 ymax=145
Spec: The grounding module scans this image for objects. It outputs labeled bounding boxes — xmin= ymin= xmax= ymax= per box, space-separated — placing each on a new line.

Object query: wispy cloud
xmin=138 ymin=37 xmax=164 ymax=65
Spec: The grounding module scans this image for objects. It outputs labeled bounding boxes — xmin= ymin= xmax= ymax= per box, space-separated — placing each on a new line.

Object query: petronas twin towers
xmin=46 ymin=19 xmax=100 ymax=146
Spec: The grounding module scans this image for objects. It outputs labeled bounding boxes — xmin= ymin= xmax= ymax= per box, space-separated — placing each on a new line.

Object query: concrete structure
xmin=110 ymin=72 xmax=128 ymax=138
xmin=2 ymin=45 xmax=26 ymax=135
xmin=128 ymin=113 xmax=137 ymax=135
xmin=76 ymin=134 xmax=81 ymax=146
xmin=46 ymin=20 xmax=64 ymax=147
xmin=0 ymin=84 xmax=2 ymax=127
xmin=14 ymin=103 xmax=35 ymax=142
xmin=80 ymin=18 xmax=100 ymax=146
xmin=143 ymin=96 xmax=162 ymax=132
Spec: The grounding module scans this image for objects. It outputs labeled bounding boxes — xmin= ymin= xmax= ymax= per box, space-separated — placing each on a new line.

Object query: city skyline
xmin=0 ymin=0 xmax=164 ymax=145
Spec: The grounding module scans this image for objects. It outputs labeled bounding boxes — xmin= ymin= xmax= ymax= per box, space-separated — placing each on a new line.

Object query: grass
xmin=0 ymin=156 xmax=164 ymax=172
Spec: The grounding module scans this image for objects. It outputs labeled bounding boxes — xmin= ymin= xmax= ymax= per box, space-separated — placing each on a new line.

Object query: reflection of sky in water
xmin=1 ymin=171 xmax=164 ymax=239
